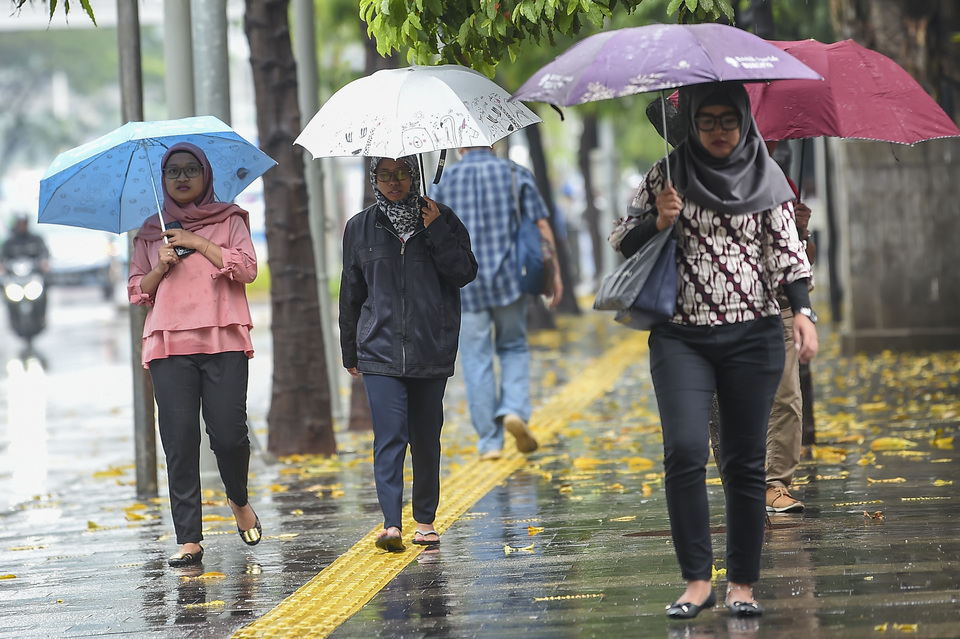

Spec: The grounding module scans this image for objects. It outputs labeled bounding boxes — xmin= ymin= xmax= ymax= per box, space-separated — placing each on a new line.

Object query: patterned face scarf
xmin=369 ymin=156 xmax=422 ymax=237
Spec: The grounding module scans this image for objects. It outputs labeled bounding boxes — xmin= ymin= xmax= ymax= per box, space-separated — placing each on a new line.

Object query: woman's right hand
xmin=156 ymin=242 xmax=179 ymax=274
xmin=346 ymin=367 xmax=359 ymax=379
xmin=655 ymin=183 xmax=682 ymax=231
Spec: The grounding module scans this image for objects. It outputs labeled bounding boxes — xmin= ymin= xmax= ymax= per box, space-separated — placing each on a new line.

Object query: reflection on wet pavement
xmin=0 ymin=303 xmax=957 ymax=638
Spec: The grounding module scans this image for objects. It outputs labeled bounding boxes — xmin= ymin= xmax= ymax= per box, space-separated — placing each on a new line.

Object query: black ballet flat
xmin=168 ymin=545 xmax=204 ymax=567
xmin=666 ymin=590 xmax=716 ymax=619
xmin=726 ymin=599 xmax=764 ymax=617
xmin=238 ymin=515 xmax=262 ymax=546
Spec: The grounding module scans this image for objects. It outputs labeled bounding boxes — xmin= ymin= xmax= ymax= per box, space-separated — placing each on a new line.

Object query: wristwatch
xmin=796 ymin=307 xmax=818 ymax=324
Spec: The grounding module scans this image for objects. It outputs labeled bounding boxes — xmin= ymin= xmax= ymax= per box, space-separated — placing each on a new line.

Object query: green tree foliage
xmin=360 ymin=0 xmax=734 ymax=75
xmin=11 ymin=0 xmax=96 ymax=26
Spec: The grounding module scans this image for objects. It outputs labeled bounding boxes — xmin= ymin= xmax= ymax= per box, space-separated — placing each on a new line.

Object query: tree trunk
xmin=244 ymin=0 xmax=335 ymax=455
xmin=526 ymin=124 xmax=579 ymax=327
xmin=346 ymin=27 xmax=400 ymax=433
xmin=578 ymin=114 xmax=602 ymax=293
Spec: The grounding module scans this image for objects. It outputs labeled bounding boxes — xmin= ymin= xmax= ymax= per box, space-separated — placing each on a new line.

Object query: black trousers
xmin=362 ymin=374 xmax=447 ymax=532
xmin=649 ymin=316 xmax=784 ymax=584
xmin=150 ymin=351 xmax=251 ymax=545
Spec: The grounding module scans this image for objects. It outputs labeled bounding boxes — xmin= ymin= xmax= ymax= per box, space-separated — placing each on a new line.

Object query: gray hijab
xmin=671 ymin=82 xmax=794 ymax=216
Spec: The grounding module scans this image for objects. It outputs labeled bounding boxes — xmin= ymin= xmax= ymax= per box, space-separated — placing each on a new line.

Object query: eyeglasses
xmin=694 ymin=113 xmax=741 ymax=132
xmin=375 ymin=169 xmax=411 ymax=183
xmin=163 ymin=165 xmax=203 ymax=180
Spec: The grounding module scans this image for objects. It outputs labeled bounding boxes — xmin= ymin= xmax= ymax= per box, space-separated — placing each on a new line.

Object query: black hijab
xmin=671 ymin=82 xmax=794 ymax=216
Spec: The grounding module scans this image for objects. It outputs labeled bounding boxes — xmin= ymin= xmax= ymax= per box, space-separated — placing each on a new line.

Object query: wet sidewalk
xmin=0 ymin=305 xmax=958 ymax=638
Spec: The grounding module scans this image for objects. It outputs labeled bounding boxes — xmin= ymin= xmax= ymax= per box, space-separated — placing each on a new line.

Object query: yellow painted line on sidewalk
xmin=232 ymin=329 xmax=649 ymax=639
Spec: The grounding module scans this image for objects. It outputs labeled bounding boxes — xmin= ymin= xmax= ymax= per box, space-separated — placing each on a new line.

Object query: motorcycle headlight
xmin=5 ymin=283 xmax=25 ymax=302
xmin=24 ymin=280 xmax=44 ymax=301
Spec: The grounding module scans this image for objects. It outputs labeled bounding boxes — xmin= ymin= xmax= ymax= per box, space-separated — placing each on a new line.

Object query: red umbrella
xmin=744 ymin=38 xmax=960 ymax=144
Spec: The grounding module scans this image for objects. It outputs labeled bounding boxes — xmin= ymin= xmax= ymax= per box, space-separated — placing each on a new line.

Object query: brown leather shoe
xmin=766 ymin=486 xmax=803 ymax=513
xmin=503 ymin=414 xmax=538 ymax=453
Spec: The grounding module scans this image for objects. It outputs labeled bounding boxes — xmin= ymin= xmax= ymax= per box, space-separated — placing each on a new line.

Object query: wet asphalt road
xmin=0 ymin=287 xmax=958 ymax=638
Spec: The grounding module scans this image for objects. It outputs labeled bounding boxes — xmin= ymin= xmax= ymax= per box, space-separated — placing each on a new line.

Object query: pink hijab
xmin=136 ymin=142 xmax=249 ymax=242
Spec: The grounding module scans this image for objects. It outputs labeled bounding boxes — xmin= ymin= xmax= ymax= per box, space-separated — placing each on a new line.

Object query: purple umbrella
xmin=512 ymin=23 xmax=822 ymax=106
xmin=511 ymin=23 xmax=821 ymax=182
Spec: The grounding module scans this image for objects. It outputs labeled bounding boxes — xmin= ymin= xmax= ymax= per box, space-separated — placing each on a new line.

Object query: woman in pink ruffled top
xmin=128 ymin=142 xmax=262 ymax=567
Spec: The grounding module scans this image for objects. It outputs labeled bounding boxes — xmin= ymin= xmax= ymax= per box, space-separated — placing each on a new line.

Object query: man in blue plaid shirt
xmin=431 ymin=145 xmax=562 ymax=460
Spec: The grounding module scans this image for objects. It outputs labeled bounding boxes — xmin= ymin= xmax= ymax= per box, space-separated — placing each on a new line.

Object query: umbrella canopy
xmin=38 ymin=115 xmax=277 ymax=234
xmin=744 ymin=39 xmax=960 ymax=144
xmin=510 ymin=23 xmax=822 ymax=107
xmin=295 ymin=64 xmax=542 ymax=159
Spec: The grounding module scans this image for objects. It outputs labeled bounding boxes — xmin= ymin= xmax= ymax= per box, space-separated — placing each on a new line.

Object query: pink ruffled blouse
xmin=127 ymin=214 xmax=257 ymax=368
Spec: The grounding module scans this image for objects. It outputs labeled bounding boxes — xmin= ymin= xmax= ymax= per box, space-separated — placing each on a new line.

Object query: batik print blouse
xmin=609 ymin=161 xmax=812 ymax=327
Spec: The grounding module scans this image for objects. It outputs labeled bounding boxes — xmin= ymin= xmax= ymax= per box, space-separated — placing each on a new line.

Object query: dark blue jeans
xmin=362 ymin=374 xmax=447 ymax=531
xmin=150 ymin=351 xmax=250 ymax=545
xmin=649 ymin=316 xmax=785 ymax=584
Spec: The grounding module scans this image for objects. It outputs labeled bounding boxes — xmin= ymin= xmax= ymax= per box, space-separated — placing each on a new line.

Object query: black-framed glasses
xmin=163 ymin=165 xmax=203 ymax=180
xmin=375 ymin=169 xmax=411 ymax=183
xmin=694 ymin=113 xmax=741 ymax=132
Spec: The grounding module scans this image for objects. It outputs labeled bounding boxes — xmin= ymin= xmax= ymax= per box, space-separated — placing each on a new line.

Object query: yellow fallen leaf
xmin=0 ymin=574 xmax=16 ymax=580
xmin=642 ymin=483 xmax=653 ymax=497
xmin=291 ymin=509 xmax=304 ymax=516
xmin=892 ymin=623 xmax=918 ymax=632
xmin=201 ymin=514 xmax=231 ymax=522
xmin=504 ymin=543 xmax=536 ymax=555
xmin=606 ymin=483 xmax=626 ymax=493
xmin=125 ymin=512 xmax=154 ymax=521
xmin=870 ymin=437 xmax=918 ymax=451
xmin=866 ymin=477 xmax=906 ymax=484
xmin=275 ymin=533 xmax=299 ymax=539
xmin=92 ymin=467 xmax=126 ymax=479
xmin=705 ymin=477 xmax=723 ymax=486
xmin=331 ymin=489 xmax=346 ymax=498
xmin=626 ymin=457 xmax=655 ymax=471
xmin=558 ymin=485 xmax=573 ymax=494
xmin=181 ymin=572 xmax=226 ymax=582
xmin=87 ymin=521 xmax=111 ymax=531
xmin=572 ymin=457 xmax=605 ymax=470
xmin=542 ymin=369 xmax=557 ymax=388
xmin=269 ymin=484 xmax=289 ymax=493
xmin=934 ymin=479 xmax=953 ymax=487
xmin=184 ymin=600 xmax=225 ymax=609
xmin=610 ymin=516 xmax=636 ymax=522
xmin=932 ymin=435 xmax=954 ymax=450
xmin=875 ymin=622 xmax=888 ymax=632
xmin=711 ymin=565 xmax=727 ymax=579
xmin=528 ymin=525 xmax=544 ymax=536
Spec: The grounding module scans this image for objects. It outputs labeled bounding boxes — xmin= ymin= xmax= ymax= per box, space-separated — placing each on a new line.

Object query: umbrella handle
xmin=145 ymin=144 xmax=170 ymax=242
xmin=796 ymin=139 xmax=805 ymax=202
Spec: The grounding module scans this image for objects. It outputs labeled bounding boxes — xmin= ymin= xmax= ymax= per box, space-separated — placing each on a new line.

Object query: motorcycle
xmin=3 ymin=257 xmax=47 ymax=344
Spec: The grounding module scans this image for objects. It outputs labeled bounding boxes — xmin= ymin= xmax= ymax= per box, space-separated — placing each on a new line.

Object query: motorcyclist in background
xmin=1 ymin=214 xmax=50 ymax=273
xmin=1 ymin=213 xmax=51 ymax=335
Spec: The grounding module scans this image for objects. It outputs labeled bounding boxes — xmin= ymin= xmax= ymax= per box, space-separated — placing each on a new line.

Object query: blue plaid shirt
xmin=430 ymin=149 xmax=548 ymax=312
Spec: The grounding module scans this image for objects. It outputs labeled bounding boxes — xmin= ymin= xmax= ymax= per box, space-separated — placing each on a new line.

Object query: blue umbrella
xmin=38 ymin=115 xmax=276 ymax=234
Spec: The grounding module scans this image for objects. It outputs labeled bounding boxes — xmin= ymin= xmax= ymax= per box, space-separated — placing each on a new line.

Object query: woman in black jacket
xmin=340 ymin=155 xmax=478 ymax=552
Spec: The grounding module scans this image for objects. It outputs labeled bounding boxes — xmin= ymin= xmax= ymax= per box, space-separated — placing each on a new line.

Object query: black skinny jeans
xmin=150 ymin=351 xmax=251 ymax=545
xmin=649 ymin=315 xmax=785 ymax=584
